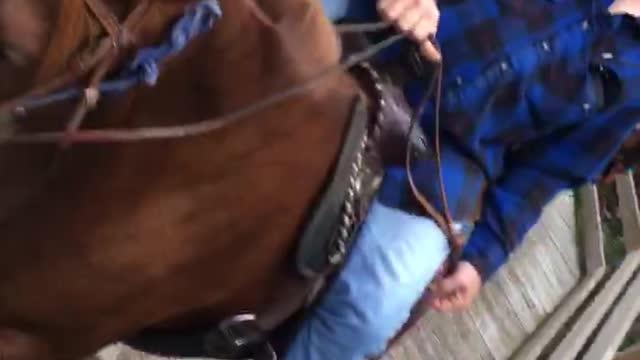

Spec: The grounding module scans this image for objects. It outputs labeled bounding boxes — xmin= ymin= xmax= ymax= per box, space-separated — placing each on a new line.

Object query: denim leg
xmin=320 ymin=0 xmax=351 ymax=20
xmin=283 ymin=200 xmax=450 ymax=360
xmin=320 ymin=0 xmax=379 ymax=21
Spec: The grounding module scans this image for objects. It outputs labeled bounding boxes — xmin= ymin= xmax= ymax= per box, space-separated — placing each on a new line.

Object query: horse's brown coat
xmin=0 ymin=1 xmax=361 ymax=359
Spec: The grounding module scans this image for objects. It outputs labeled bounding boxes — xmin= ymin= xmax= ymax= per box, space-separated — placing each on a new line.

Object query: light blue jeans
xmin=284 ymin=200 xmax=449 ymax=360
xmin=321 ymin=0 xmax=378 ymax=22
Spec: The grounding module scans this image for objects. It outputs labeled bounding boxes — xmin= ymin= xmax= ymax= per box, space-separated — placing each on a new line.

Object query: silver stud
xmin=582 ymin=20 xmax=590 ymax=30
xmin=352 ymin=177 xmax=362 ymax=193
xmin=455 ymin=76 xmax=463 ymax=85
xmin=583 ymin=103 xmax=591 ymax=112
xmin=328 ymin=248 xmax=343 ymax=265
xmin=344 ymin=202 xmax=353 ymax=215
xmin=602 ymin=52 xmax=614 ymax=60
xmin=500 ymin=61 xmax=509 ymax=71
xmin=347 ymin=188 xmax=355 ymax=200
xmin=342 ymin=215 xmax=351 ymax=229
xmin=339 ymin=227 xmax=349 ymax=240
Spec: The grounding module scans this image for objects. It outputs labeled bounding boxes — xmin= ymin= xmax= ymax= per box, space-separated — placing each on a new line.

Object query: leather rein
xmin=0 ymin=0 xmax=461 ymax=267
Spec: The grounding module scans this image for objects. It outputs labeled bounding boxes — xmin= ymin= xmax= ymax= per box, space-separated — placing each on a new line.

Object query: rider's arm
xmin=461 ymin=118 xmax=635 ymax=281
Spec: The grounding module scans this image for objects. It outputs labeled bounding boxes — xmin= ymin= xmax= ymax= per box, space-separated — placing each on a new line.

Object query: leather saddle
xmin=294 ymin=30 xmax=432 ymax=279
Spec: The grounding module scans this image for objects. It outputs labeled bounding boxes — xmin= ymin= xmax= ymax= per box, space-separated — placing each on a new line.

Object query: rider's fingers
xmin=430 ymin=296 xmax=453 ymax=312
xmin=448 ymin=292 xmax=471 ymax=312
xmin=378 ymin=0 xmax=413 ymax=21
xmin=397 ymin=5 xmax=423 ymax=31
xmin=421 ymin=40 xmax=442 ymax=62
xmin=412 ymin=17 xmax=436 ymax=41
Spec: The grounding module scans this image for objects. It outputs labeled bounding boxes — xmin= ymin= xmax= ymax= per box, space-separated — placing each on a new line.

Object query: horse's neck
xmin=0 ymin=1 xmax=363 ymax=358
xmin=0 ymin=0 xmax=353 ymax=218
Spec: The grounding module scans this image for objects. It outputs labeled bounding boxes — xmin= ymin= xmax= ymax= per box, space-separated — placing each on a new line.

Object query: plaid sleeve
xmin=461 ymin=162 xmax=576 ymax=281
xmin=461 ymin=114 xmax=635 ymax=280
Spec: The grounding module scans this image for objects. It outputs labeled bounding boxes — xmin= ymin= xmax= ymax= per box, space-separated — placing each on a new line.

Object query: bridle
xmin=0 ymin=0 xmax=152 ymax=145
xmin=0 ymin=0 xmax=222 ymax=143
xmin=0 ymin=0 xmax=462 ymax=269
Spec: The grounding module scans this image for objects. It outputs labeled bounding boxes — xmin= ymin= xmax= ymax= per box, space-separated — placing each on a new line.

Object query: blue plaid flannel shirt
xmin=376 ymin=0 xmax=640 ymax=281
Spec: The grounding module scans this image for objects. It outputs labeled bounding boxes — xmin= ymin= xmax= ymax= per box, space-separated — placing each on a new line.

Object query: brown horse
xmin=0 ymin=0 xmax=386 ymax=359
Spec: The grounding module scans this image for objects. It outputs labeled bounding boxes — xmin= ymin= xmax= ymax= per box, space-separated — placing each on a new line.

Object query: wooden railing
xmin=513 ymin=171 xmax=640 ymax=360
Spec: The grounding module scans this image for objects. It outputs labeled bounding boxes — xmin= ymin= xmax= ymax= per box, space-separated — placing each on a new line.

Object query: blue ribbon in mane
xmin=21 ymin=0 xmax=222 ymax=111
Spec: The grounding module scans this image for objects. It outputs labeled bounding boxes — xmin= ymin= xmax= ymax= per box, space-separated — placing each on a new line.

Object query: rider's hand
xmin=428 ymin=261 xmax=481 ymax=312
xmin=609 ymin=0 xmax=640 ymax=17
xmin=377 ymin=0 xmax=441 ymax=62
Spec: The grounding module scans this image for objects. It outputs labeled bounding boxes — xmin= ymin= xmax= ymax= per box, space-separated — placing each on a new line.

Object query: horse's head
xmin=0 ymin=1 xmax=360 ymax=359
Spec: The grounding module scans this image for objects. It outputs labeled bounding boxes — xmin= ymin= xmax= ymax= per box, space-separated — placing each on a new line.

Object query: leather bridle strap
xmin=0 ymin=0 xmax=149 ymax=119
xmin=85 ymin=0 xmax=124 ymax=41
xmin=405 ymin=58 xmax=463 ymax=269
xmin=59 ymin=0 xmax=150 ymax=147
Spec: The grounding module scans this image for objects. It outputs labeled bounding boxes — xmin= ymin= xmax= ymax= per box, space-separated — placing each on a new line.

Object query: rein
xmin=0 ymin=0 xmax=460 ymax=266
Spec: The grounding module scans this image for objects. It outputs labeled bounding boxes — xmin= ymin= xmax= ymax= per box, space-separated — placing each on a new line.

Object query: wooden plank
xmin=584 ymin=271 xmax=640 ymax=360
xmin=422 ymin=308 xmax=494 ymax=360
xmin=407 ymin=311 xmax=457 ymax=360
xmin=577 ymin=184 xmax=606 ymax=272
xmin=408 ymin=321 xmax=444 ymax=360
xmin=508 ymin=244 xmax=558 ymax=314
xmin=426 ymin=311 xmax=481 ymax=360
xmin=387 ymin=332 xmax=423 ymax=360
xmin=526 ymin=223 xmax=579 ymax=301
xmin=512 ymin=267 xmax=607 ymax=360
xmin=494 ymin=272 xmax=541 ymax=334
xmin=538 ymin=226 xmax=581 ymax=287
xmin=616 ymin=172 xmax=640 ymax=251
xmin=584 ymin=276 xmax=640 ymax=360
xmin=539 ymin=196 xmax=581 ymax=280
xmin=550 ymin=251 xmax=640 ymax=360
xmin=468 ymin=280 xmax=527 ymax=359
xmin=454 ymin=311 xmax=494 ymax=360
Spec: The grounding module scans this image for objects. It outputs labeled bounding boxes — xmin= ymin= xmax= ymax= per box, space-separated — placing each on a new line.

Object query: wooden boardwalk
xmin=383 ymin=192 xmax=581 ymax=360
xmin=97 ymin=192 xmax=580 ymax=360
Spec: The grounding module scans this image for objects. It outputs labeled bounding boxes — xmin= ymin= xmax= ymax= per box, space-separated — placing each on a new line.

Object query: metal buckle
xmin=204 ymin=313 xmax=277 ymax=360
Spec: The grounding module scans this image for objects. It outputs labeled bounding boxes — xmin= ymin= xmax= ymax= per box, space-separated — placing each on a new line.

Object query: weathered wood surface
xmin=383 ymin=193 xmax=581 ymax=360
xmin=96 ymin=193 xmax=580 ymax=360
xmin=550 ymin=251 xmax=640 ymax=360
xmin=583 ymin=260 xmax=640 ymax=360
xmin=512 ymin=267 xmax=607 ymax=360
xmin=577 ymin=184 xmax=606 ymax=272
